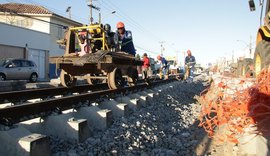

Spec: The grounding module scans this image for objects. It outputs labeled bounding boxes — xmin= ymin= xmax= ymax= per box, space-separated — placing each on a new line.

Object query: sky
xmin=1 ymin=0 xmax=265 ymax=66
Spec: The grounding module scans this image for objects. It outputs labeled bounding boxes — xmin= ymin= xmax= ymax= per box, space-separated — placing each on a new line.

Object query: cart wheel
xmin=108 ymin=68 xmax=124 ymax=89
xmin=60 ymin=69 xmax=77 ymax=87
xmin=107 ymin=73 xmax=112 ymax=89
xmin=86 ymin=74 xmax=100 ymax=85
xmin=127 ymin=68 xmax=138 ymax=86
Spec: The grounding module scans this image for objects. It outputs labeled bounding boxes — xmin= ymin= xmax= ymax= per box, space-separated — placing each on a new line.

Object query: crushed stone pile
xmin=50 ymin=75 xmax=209 ymax=156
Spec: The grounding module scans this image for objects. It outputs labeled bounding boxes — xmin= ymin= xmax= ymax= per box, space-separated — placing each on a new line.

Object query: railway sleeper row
xmin=0 ymin=83 xmax=170 ymax=156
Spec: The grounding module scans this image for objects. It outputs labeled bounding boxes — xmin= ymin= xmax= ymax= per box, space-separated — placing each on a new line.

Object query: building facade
xmin=0 ymin=3 xmax=82 ymax=80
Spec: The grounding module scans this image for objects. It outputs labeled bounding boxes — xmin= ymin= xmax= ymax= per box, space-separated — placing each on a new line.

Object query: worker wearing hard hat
xmin=157 ymin=55 xmax=169 ymax=79
xmin=184 ymin=50 xmax=196 ymax=82
xmin=114 ymin=22 xmax=136 ymax=56
xmin=142 ymin=53 xmax=150 ymax=81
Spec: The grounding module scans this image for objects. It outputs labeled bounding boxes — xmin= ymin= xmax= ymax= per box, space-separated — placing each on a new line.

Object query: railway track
xmin=0 ymin=83 xmax=108 ymax=104
xmin=0 ymin=78 xmax=176 ymax=155
xmin=0 ymin=78 xmax=160 ymax=104
xmin=0 ymin=78 xmax=174 ymax=125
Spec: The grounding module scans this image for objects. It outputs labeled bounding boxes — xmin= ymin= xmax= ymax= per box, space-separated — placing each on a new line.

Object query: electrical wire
xmin=101 ymin=0 xmax=162 ymax=42
xmin=0 ymin=7 xmax=69 ymax=29
xmin=97 ymin=0 xmax=164 ymax=54
xmin=1 ymin=0 xmax=165 ymax=55
xmin=4 ymin=0 xmax=89 ymax=23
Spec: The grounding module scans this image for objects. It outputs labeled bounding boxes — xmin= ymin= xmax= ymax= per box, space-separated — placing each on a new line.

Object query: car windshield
xmin=0 ymin=59 xmax=10 ymax=67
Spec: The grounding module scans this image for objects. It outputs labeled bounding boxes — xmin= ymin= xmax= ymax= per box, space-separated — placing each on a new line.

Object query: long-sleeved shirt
xmin=159 ymin=57 xmax=168 ymax=68
xmin=185 ymin=55 xmax=196 ymax=65
xmin=142 ymin=57 xmax=150 ymax=69
xmin=114 ymin=30 xmax=136 ymax=56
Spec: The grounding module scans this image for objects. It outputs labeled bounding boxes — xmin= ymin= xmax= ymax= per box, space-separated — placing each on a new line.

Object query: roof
xmin=0 ymin=3 xmax=82 ymax=26
xmin=0 ymin=3 xmax=52 ymax=14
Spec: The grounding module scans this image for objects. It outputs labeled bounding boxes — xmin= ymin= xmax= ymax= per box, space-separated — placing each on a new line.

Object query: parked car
xmin=0 ymin=58 xmax=38 ymax=82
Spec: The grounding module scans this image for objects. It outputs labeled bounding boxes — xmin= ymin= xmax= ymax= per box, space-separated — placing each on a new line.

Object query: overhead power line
xmin=6 ymin=0 xmax=89 ymax=23
xmin=0 ymin=5 xmax=69 ymax=29
xmin=2 ymin=0 xmax=164 ymax=56
xmin=99 ymin=0 xmax=162 ymax=42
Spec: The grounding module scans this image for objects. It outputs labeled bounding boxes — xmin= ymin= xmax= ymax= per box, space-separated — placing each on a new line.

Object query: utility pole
xmin=183 ymin=51 xmax=186 ymax=65
xmin=232 ymin=50 xmax=234 ymax=63
xmin=159 ymin=41 xmax=165 ymax=55
xmin=249 ymin=36 xmax=252 ymax=58
xmin=87 ymin=0 xmax=100 ymax=24
xmin=175 ymin=50 xmax=184 ymax=66
xmin=236 ymin=35 xmax=253 ymax=58
xmin=90 ymin=0 xmax=93 ymax=24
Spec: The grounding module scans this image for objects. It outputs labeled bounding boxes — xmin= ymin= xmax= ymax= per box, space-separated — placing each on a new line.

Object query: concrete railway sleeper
xmin=0 ymin=77 xmax=165 ymax=104
xmin=0 ymin=79 xmax=174 ymax=155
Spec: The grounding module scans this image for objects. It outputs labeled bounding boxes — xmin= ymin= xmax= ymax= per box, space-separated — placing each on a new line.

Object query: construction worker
xmin=142 ymin=53 xmax=150 ymax=81
xmin=184 ymin=50 xmax=196 ymax=82
xmin=104 ymin=24 xmax=116 ymax=50
xmin=114 ymin=22 xmax=136 ymax=56
xmin=157 ymin=55 xmax=169 ymax=79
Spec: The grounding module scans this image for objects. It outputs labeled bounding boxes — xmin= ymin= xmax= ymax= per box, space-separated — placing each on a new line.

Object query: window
xmin=58 ymin=26 xmax=63 ymax=38
xmin=21 ymin=60 xmax=31 ymax=67
xmin=29 ymin=61 xmax=36 ymax=67
xmin=12 ymin=60 xmax=21 ymax=67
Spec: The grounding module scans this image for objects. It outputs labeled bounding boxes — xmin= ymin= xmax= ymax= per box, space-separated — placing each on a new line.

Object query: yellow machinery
xmin=249 ymin=0 xmax=270 ymax=76
xmin=51 ymin=23 xmax=142 ymax=88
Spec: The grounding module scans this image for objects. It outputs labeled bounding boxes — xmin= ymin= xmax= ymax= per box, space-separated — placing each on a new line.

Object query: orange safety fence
xmin=198 ymin=66 xmax=270 ymax=144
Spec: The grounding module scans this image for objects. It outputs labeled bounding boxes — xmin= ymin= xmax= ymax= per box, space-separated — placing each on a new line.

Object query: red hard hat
xmin=157 ymin=55 xmax=161 ymax=60
xmin=117 ymin=22 xmax=125 ymax=28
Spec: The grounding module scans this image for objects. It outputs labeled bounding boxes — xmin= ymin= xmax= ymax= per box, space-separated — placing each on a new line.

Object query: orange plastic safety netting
xmin=198 ymin=66 xmax=270 ymax=143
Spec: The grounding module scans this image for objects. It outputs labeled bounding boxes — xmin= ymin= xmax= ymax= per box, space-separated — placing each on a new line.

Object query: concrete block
xmin=99 ymin=99 xmax=129 ymax=118
xmin=18 ymin=133 xmax=50 ymax=156
xmin=20 ymin=113 xmax=91 ymax=142
xmin=0 ymin=102 xmax=12 ymax=108
xmin=152 ymin=88 xmax=163 ymax=93
xmin=128 ymin=93 xmax=148 ymax=107
xmin=75 ymin=106 xmax=113 ymax=131
xmin=138 ymin=91 xmax=154 ymax=102
xmin=142 ymin=90 xmax=155 ymax=98
xmin=115 ymin=96 xmax=141 ymax=111
xmin=50 ymin=78 xmax=60 ymax=86
xmin=27 ymin=98 xmax=42 ymax=103
xmin=148 ymin=89 xmax=159 ymax=96
xmin=0 ymin=126 xmax=50 ymax=156
xmin=54 ymin=95 xmax=62 ymax=98
xmin=67 ymin=118 xmax=91 ymax=142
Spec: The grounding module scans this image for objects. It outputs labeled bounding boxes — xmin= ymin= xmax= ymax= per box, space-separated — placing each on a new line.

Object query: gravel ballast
xmin=50 ymin=75 xmax=210 ymax=156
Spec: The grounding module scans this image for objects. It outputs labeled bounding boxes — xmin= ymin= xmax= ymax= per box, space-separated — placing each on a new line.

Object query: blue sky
xmin=1 ymin=0 xmax=264 ymax=66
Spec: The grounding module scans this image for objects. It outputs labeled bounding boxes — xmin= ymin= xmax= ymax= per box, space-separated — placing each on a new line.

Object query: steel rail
xmin=0 ymin=78 xmax=162 ymax=103
xmin=0 ymin=83 xmax=108 ymax=103
xmin=0 ymin=79 xmax=175 ymax=125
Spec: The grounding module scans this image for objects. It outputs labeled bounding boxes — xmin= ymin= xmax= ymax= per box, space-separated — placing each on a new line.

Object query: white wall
xmin=49 ymin=17 xmax=82 ymax=56
xmin=49 ymin=18 xmax=66 ymax=56
xmin=0 ymin=14 xmax=82 ymax=57
xmin=30 ymin=16 xmax=50 ymax=34
xmin=0 ymin=14 xmax=50 ymax=34
xmin=0 ymin=22 xmax=50 ymax=50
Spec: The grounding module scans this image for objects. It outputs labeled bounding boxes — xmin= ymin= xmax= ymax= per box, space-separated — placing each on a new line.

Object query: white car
xmin=0 ymin=58 xmax=38 ymax=82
